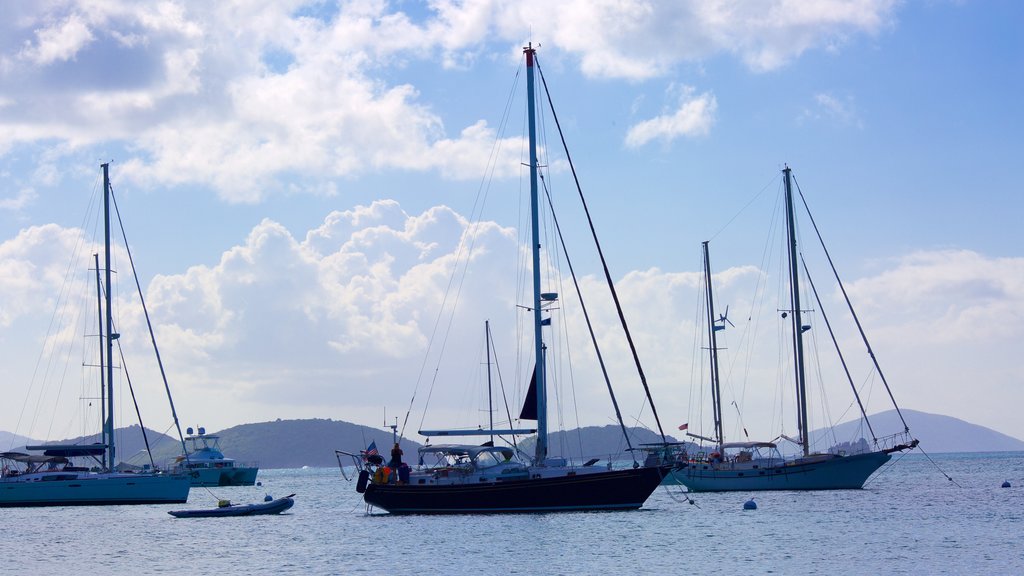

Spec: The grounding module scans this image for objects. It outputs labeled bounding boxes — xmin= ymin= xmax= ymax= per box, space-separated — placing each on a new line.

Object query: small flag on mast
xmin=365 ymin=440 xmax=379 ymax=456
xmin=678 ymin=423 xmax=689 ymax=431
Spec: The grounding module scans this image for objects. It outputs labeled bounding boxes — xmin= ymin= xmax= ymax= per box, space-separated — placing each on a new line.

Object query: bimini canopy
xmin=0 ymin=452 xmax=70 ymax=465
xmin=24 ymin=443 xmax=107 ymax=458
xmin=720 ymin=441 xmax=777 ymax=450
xmin=418 ymin=444 xmax=516 ymax=461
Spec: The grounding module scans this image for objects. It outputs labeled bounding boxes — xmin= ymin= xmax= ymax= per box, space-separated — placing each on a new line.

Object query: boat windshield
xmin=473 ymin=449 xmax=514 ymax=468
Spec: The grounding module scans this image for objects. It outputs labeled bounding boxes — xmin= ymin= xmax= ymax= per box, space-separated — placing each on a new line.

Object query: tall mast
xmin=485 ymin=320 xmax=494 ymax=445
xmin=525 ymin=44 xmax=547 ymax=465
xmin=102 ymin=162 xmax=117 ymax=469
xmin=702 ymin=241 xmax=724 ymax=449
xmin=93 ymin=254 xmax=107 ymax=470
xmin=783 ymin=165 xmax=810 ymax=456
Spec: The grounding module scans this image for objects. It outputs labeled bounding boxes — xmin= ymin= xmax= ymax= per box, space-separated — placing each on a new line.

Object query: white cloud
xmin=18 ymin=13 xmax=95 ymax=65
xmin=2 ymin=203 xmax=1022 ymax=439
xmin=625 ymin=86 xmax=717 ymax=147
xmin=0 ymin=187 xmax=37 ymax=211
xmin=0 ymin=1 xmax=900 ymax=201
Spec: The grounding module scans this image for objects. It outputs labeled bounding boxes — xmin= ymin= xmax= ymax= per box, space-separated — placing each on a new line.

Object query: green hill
xmin=5 ymin=409 xmax=1021 ymax=470
xmin=211 ymin=418 xmax=421 ymax=469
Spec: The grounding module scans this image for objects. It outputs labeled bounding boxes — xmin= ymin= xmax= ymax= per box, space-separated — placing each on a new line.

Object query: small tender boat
xmin=168 ymin=494 xmax=295 ymax=518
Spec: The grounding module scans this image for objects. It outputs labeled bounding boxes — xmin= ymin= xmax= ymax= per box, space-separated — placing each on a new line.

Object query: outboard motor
xmin=356 ymin=469 xmax=370 ymax=493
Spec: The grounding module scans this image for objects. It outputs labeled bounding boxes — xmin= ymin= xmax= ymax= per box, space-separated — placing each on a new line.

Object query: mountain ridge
xmin=4 ymin=409 xmax=1020 ymax=469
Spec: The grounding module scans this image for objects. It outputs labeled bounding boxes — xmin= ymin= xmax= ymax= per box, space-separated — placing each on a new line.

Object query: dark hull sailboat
xmin=363 ymin=466 xmax=668 ymax=514
xmin=343 ymin=44 xmax=673 ymax=514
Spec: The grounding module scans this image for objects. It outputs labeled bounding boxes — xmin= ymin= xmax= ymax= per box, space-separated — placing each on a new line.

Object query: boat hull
xmin=363 ymin=465 xmax=668 ymax=514
xmin=184 ymin=466 xmax=260 ymax=487
xmin=0 ymin=473 xmax=191 ymax=507
xmin=169 ymin=495 xmax=294 ymax=518
xmin=665 ymin=451 xmax=892 ymax=492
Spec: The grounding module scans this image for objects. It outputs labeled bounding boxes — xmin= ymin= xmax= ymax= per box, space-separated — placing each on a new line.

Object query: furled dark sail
xmin=519 ymin=366 xmax=538 ymax=420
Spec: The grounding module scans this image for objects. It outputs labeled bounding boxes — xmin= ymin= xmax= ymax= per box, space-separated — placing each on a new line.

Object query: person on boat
xmin=389 ymin=443 xmax=403 ymax=468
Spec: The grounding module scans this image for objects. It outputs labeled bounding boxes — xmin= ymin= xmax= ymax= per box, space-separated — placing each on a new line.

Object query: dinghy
xmin=168 ymin=494 xmax=295 ymax=518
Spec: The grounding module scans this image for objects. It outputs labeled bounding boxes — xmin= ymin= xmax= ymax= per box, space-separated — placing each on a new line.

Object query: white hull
xmin=0 ymin=472 xmax=190 ymax=507
xmin=664 ymin=450 xmax=892 ymax=492
xmin=184 ymin=466 xmax=259 ymax=487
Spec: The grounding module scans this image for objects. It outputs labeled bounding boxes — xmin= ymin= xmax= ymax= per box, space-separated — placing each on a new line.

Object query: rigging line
xmin=792 ymin=174 xmax=911 ymax=434
xmin=917 ymin=443 xmax=960 ymax=487
xmin=489 ymin=328 xmax=521 ymax=451
xmin=861 ymin=448 xmax=908 ymax=488
xmin=689 ymin=248 xmax=707 ymax=442
xmin=662 ymin=483 xmax=699 ymax=507
xmin=534 ymin=121 xmax=586 ymax=461
xmin=113 ymin=338 xmax=155 ymax=468
xmin=18 ymin=180 xmax=101 ymax=445
xmin=799 ymin=252 xmax=877 ymax=442
xmin=109 ymin=183 xmax=190 ymax=466
xmin=539 ymin=173 xmax=636 ymax=461
xmin=535 ymin=54 xmax=668 ymax=443
xmin=406 ymin=61 xmax=525 ymax=442
xmin=708 ymin=171 xmax=780 ymax=242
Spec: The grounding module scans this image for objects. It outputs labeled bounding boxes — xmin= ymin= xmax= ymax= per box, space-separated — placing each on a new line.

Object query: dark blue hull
xmin=362 ymin=466 xmax=669 ymax=514
xmin=168 ymin=495 xmax=294 ymax=518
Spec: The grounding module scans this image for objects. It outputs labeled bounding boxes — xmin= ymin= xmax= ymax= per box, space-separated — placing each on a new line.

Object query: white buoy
xmin=743 ymin=498 xmax=757 ymax=510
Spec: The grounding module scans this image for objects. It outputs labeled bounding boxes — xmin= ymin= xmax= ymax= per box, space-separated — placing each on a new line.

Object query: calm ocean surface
xmin=1 ymin=451 xmax=1021 ymax=575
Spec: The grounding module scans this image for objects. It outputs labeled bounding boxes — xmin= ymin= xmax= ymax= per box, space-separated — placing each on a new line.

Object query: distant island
xmin=3 ymin=409 xmax=1021 ymax=469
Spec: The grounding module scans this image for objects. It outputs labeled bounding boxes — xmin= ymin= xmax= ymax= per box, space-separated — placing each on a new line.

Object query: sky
xmin=1 ymin=0 xmax=1022 ymax=450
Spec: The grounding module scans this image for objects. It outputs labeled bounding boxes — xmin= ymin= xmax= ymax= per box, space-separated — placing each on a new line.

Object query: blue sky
xmin=1 ymin=0 xmax=1021 ymax=449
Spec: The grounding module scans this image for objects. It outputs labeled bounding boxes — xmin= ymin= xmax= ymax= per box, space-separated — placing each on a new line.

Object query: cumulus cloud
xmin=18 ymin=13 xmax=95 ymax=65
xmin=625 ymin=85 xmax=717 ymax=147
xmin=0 ymin=1 xmax=899 ymax=201
xmin=2 ymin=201 xmax=1022 ymax=439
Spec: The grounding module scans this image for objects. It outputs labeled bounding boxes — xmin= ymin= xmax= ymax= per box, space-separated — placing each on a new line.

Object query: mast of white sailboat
xmin=102 ymin=162 xmax=117 ymax=469
xmin=485 ymin=320 xmax=494 ymax=445
xmin=783 ymin=165 xmax=810 ymax=457
xmin=525 ymin=44 xmax=547 ymax=465
xmin=93 ymin=253 xmax=107 ymax=470
xmin=702 ymin=241 xmax=724 ymax=449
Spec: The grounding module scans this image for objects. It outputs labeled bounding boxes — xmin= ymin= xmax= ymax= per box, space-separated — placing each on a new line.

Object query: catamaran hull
xmin=665 ymin=451 xmax=892 ymax=492
xmin=0 ymin=473 xmax=190 ymax=507
xmin=363 ymin=466 xmax=668 ymax=514
xmin=184 ymin=466 xmax=259 ymax=487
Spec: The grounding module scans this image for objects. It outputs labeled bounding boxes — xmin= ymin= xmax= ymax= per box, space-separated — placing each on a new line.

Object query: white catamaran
xmin=1 ymin=164 xmax=191 ymax=507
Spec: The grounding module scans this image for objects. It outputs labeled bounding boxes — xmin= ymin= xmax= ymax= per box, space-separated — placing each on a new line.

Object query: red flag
xmin=678 ymin=423 xmax=688 ymax=431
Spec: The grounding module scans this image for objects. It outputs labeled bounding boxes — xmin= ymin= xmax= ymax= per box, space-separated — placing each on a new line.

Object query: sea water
xmin=1 ymin=451 xmax=1020 ymax=575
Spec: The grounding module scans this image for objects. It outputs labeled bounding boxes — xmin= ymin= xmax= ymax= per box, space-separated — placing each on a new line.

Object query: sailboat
xmin=666 ymin=166 xmax=918 ymax=492
xmin=344 ymin=45 xmax=671 ymax=514
xmin=0 ymin=164 xmax=191 ymax=507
